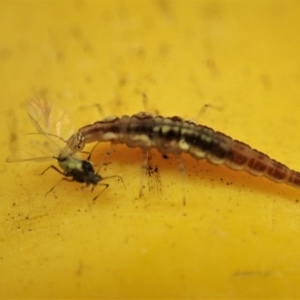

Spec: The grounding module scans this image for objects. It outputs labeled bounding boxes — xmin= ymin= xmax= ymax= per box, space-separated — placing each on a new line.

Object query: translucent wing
xmin=27 ymin=97 xmax=75 ymax=140
xmin=6 ymin=138 xmax=64 ymax=162
xmin=7 ymin=97 xmax=75 ymax=162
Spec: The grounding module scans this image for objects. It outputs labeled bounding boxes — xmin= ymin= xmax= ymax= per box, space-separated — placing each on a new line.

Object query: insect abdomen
xmin=195 ymin=129 xmax=300 ymax=189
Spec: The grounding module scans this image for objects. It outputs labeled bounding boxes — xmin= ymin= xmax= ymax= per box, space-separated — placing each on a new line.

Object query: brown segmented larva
xmin=65 ymin=112 xmax=300 ymax=190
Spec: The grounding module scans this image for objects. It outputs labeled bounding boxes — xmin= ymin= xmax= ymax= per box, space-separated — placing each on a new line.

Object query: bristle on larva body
xmin=66 ymin=112 xmax=300 ymax=189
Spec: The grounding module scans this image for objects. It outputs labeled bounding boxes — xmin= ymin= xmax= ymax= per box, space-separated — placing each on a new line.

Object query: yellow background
xmin=1 ymin=0 xmax=300 ymax=298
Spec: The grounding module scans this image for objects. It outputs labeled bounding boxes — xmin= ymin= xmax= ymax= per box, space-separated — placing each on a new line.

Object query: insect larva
xmin=66 ymin=112 xmax=300 ymax=190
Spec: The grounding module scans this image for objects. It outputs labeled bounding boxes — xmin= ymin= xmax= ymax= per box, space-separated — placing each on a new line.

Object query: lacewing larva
xmin=65 ymin=111 xmax=300 ymax=191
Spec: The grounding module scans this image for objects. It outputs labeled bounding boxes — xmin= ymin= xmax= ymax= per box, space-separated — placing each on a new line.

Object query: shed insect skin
xmin=66 ymin=112 xmax=300 ymax=190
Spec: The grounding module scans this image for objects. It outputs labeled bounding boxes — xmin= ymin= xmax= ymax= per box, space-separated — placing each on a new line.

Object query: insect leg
xmin=40 ymin=165 xmax=65 ymax=176
xmin=140 ymin=91 xmax=159 ymax=115
xmin=101 ymin=175 xmax=125 ymax=189
xmin=91 ymin=174 xmax=125 ymax=202
xmin=195 ymin=104 xmax=223 ymax=123
xmin=96 ymin=143 xmax=116 ymax=167
xmin=40 ymin=165 xmax=84 ymax=197
xmin=92 ymin=183 xmax=109 ymax=203
xmin=78 ymin=103 xmax=104 ymax=117
xmin=139 ymin=149 xmax=150 ymax=198
xmin=45 ymin=177 xmax=81 ymax=197
xmin=174 ymin=154 xmax=187 ymax=206
xmin=86 ymin=142 xmax=100 ymax=161
xmin=87 ymin=143 xmax=116 ymax=179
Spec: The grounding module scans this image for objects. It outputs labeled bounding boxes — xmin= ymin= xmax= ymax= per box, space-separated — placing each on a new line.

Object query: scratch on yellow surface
xmin=1 ymin=0 xmax=300 ymax=298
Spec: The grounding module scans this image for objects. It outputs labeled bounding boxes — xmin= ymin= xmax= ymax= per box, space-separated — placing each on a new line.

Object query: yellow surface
xmin=1 ymin=0 xmax=300 ymax=298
